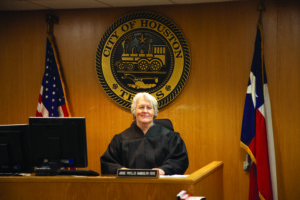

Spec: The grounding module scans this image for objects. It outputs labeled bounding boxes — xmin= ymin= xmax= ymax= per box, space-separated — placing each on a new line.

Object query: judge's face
xmin=135 ymin=96 xmax=154 ymax=125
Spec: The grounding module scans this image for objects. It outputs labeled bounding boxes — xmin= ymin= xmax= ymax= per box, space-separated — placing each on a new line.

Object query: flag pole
xmin=242 ymin=1 xmax=267 ymax=172
xmin=45 ymin=14 xmax=58 ymax=36
xmin=258 ymin=2 xmax=278 ymax=200
xmin=257 ymin=1 xmax=266 ymax=25
xmin=257 ymin=1 xmax=265 ymax=93
xmin=45 ymin=14 xmax=71 ymax=117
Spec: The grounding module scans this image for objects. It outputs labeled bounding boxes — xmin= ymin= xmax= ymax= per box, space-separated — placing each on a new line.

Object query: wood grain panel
xmin=0 ymin=161 xmax=223 ymax=200
xmin=0 ymin=0 xmax=300 ymax=199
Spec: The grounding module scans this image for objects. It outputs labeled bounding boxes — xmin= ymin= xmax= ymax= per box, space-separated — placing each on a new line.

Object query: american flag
xmin=240 ymin=22 xmax=277 ymax=200
xmin=36 ymin=35 xmax=70 ymax=117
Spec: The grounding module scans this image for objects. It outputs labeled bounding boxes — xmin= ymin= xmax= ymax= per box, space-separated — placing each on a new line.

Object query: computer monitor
xmin=0 ymin=124 xmax=33 ymax=174
xmin=29 ymin=117 xmax=87 ymax=175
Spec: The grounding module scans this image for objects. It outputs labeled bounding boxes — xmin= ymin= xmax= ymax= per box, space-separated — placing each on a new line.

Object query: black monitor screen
xmin=0 ymin=124 xmax=33 ymax=174
xmin=29 ymin=117 xmax=87 ymax=171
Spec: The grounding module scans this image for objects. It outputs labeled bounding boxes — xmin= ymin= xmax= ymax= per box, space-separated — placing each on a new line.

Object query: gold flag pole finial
xmin=46 ymin=14 xmax=58 ymax=35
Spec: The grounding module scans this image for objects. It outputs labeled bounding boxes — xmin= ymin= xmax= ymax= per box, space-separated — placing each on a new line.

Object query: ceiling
xmin=0 ymin=0 xmax=246 ymax=11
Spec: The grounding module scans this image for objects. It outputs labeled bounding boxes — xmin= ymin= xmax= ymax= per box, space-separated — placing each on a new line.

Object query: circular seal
xmin=96 ymin=12 xmax=190 ymax=110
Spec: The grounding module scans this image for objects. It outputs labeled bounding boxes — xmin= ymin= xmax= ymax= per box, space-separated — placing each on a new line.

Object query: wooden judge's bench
xmin=0 ymin=161 xmax=223 ymax=200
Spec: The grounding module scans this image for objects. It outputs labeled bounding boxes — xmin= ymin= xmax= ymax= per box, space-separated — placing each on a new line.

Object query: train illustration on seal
xmin=114 ymin=38 xmax=166 ymax=72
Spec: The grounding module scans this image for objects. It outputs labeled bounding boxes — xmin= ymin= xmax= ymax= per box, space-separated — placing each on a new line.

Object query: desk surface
xmin=0 ymin=161 xmax=223 ymax=200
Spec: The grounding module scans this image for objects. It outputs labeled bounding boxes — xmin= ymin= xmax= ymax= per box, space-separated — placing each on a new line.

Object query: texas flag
xmin=36 ymin=34 xmax=70 ymax=117
xmin=240 ymin=22 xmax=277 ymax=200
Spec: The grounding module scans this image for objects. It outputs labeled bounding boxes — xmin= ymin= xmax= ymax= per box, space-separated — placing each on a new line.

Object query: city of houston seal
xmin=96 ymin=12 xmax=190 ymax=110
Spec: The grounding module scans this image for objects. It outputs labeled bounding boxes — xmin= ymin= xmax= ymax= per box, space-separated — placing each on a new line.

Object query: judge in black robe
xmin=100 ymin=92 xmax=189 ymax=175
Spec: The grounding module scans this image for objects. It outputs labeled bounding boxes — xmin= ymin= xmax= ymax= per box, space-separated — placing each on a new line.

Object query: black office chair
xmin=131 ymin=119 xmax=174 ymax=131
xmin=154 ymin=119 xmax=174 ymax=131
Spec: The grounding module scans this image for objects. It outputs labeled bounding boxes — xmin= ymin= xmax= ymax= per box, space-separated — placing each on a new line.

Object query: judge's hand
xmin=152 ymin=168 xmax=165 ymax=175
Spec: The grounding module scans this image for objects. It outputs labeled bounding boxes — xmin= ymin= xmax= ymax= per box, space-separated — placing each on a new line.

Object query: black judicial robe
xmin=100 ymin=122 xmax=189 ymax=175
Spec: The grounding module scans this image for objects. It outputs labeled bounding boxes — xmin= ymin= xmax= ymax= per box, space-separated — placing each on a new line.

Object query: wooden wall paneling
xmin=1 ymin=0 xmax=300 ymax=199
xmin=273 ymin=1 xmax=300 ymax=199
xmin=0 ymin=11 xmax=46 ymax=124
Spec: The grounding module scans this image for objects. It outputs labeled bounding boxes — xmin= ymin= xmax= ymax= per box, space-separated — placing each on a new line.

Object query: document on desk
xmin=159 ymin=175 xmax=189 ymax=178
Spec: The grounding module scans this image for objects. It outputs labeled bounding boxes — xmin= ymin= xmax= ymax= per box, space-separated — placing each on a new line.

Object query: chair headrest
xmin=131 ymin=119 xmax=174 ymax=131
xmin=154 ymin=119 xmax=174 ymax=131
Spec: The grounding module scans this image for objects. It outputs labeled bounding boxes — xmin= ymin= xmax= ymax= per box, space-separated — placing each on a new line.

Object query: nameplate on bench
xmin=117 ymin=169 xmax=159 ymax=178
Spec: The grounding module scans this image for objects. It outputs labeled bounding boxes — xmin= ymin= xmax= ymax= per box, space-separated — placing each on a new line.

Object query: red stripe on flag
xmin=256 ymin=109 xmax=273 ymax=200
xmin=249 ymin=163 xmax=259 ymax=200
xmin=59 ymin=105 xmax=69 ymax=117
xmin=248 ymin=137 xmax=256 ymax=160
